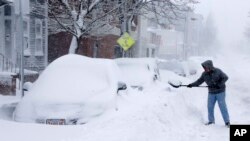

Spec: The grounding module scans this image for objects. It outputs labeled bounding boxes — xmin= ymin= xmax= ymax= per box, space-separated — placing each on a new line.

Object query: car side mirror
xmin=117 ymin=82 xmax=127 ymax=93
xmin=23 ymin=82 xmax=33 ymax=92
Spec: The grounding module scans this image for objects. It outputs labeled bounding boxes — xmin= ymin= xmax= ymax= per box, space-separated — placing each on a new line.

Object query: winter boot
xmin=205 ymin=122 xmax=214 ymax=125
xmin=225 ymin=122 xmax=230 ymax=128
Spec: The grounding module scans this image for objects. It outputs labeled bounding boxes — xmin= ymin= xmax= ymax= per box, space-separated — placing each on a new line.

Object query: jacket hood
xmin=201 ymin=60 xmax=214 ymax=70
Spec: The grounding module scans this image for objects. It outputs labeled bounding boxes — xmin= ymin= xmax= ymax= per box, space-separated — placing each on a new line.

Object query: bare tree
xmin=48 ymin=0 xmax=197 ymax=54
xmin=48 ymin=0 xmax=122 ymax=53
xmin=115 ymin=0 xmax=197 ymax=34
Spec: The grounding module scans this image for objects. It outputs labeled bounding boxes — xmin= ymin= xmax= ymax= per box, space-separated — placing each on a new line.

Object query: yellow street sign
xmin=117 ymin=32 xmax=135 ymax=51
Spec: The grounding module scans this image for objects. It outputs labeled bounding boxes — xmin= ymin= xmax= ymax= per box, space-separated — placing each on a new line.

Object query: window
xmin=35 ymin=19 xmax=43 ymax=56
xmin=36 ymin=21 xmax=42 ymax=37
xmin=5 ymin=20 xmax=11 ymax=40
xmin=151 ymin=33 xmax=157 ymax=44
xmin=23 ymin=19 xmax=31 ymax=56
xmin=4 ymin=5 xmax=11 ymax=16
xmin=35 ymin=39 xmax=42 ymax=54
xmin=152 ymin=48 xmax=155 ymax=57
xmin=146 ymin=48 xmax=150 ymax=57
xmin=4 ymin=20 xmax=12 ymax=57
xmin=24 ymin=37 xmax=31 ymax=56
xmin=23 ymin=21 xmax=28 ymax=35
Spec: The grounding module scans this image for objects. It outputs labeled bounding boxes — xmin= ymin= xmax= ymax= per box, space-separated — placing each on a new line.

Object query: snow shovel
xmin=168 ymin=81 xmax=208 ymax=88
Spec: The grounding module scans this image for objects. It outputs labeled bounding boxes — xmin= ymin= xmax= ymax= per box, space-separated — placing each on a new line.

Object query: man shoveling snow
xmin=187 ymin=60 xmax=230 ymax=127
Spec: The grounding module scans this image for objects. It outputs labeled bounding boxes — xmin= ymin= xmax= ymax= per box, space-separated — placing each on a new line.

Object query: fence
xmin=0 ymin=53 xmax=19 ymax=73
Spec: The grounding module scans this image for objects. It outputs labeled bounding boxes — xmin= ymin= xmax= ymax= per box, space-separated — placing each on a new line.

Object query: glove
xmin=187 ymin=84 xmax=193 ymax=88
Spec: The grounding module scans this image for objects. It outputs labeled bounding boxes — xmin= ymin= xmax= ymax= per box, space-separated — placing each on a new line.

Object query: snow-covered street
xmin=1 ymin=53 xmax=250 ymax=141
xmin=1 ymin=0 xmax=250 ymax=140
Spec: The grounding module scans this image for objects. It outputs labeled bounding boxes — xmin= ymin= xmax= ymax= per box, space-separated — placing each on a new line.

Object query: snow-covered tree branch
xmin=48 ymin=0 xmax=197 ymax=54
xmin=48 ymin=0 xmax=125 ymax=53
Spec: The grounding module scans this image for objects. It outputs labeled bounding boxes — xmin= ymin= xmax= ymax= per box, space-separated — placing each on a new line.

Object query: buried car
xmin=158 ymin=59 xmax=198 ymax=77
xmin=115 ymin=58 xmax=160 ymax=90
xmin=13 ymin=54 xmax=127 ymax=125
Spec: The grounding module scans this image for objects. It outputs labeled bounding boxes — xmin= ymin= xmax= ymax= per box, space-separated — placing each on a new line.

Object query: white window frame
xmin=35 ymin=19 xmax=43 ymax=56
xmin=23 ymin=17 xmax=31 ymax=56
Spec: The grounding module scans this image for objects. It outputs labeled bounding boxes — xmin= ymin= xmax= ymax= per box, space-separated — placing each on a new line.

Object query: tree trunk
xmin=69 ymin=36 xmax=82 ymax=54
xmin=69 ymin=36 xmax=78 ymax=54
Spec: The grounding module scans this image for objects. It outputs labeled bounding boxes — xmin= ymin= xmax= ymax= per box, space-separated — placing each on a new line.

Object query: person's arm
xmin=188 ymin=73 xmax=205 ymax=87
xmin=217 ymin=69 xmax=228 ymax=87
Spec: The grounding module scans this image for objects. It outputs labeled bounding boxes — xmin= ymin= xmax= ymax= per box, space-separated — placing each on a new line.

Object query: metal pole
xmin=19 ymin=0 xmax=24 ymax=97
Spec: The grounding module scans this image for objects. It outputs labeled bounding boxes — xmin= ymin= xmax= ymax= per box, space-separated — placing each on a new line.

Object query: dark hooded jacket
xmin=190 ymin=60 xmax=228 ymax=94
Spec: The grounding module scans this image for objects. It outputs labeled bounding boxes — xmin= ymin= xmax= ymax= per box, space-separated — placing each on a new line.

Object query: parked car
xmin=13 ymin=54 xmax=127 ymax=125
xmin=158 ymin=59 xmax=199 ymax=77
xmin=115 ymin=58 xmax=160 ymax=90
xmin=158 ymin=59 xmax=187 ymax=77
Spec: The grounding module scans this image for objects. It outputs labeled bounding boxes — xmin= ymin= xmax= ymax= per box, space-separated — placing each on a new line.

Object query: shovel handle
xmin=168 ymin=81 xmax=208 ymax=88
xmin=181 ymin=85 xmax=208 ymax=88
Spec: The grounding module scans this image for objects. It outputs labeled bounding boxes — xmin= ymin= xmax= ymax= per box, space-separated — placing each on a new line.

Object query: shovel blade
xmin=168 ymin=81 xmax=182 ymax=88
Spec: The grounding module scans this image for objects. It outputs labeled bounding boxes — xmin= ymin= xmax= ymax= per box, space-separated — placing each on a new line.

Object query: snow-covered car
xmin=158 ymin=59 xmax=187 ymax=76
xmin=158 ymin=59 xmax=200 ymax=77
xmin=13 ymin=54 xmax=127 ymax=125
xmin=115 ymin=58 xmax=160 ymax=90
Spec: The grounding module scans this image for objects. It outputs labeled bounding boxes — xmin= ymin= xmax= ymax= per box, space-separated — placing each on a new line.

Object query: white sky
xmin=195 ymin=0 xmax=250 ymax=48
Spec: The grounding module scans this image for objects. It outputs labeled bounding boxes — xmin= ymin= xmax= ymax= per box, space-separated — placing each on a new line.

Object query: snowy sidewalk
xmin=0 ymin=95 xmax=20 ymax=107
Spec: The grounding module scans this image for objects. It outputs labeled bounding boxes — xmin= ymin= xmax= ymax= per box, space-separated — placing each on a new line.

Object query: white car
xmin=115 ymin=58 xmax=160 ymax=90
xmin=14 ymin=54 xmax=127 ymax=125
xmin=158 ymin=59 xmax=199 ymax=77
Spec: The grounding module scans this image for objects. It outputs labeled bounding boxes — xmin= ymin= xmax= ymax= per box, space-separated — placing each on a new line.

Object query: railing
xmin=1 ymin=52 xmax=42 ymax=74
xmin=0 ymin=53 xmax=18 ymax=73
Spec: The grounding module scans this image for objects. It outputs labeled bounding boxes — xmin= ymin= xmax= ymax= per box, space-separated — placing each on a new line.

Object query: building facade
xmin=0 ymin=0 xmax=48 ymax=73
xmin=0 ymin=0 xmax=47 ymax=95
xmin=0 ymin=1 xmax=16 ymax=72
